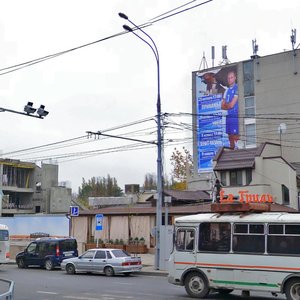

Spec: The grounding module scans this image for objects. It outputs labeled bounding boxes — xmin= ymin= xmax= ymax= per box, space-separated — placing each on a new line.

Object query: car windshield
xmin=111 ymin=250 xmax=130 ymax=258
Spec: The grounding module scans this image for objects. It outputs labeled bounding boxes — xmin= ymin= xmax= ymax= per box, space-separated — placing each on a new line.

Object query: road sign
xmin=95 ymin=214 xmax=103 ymax=231
xmin=70 ymin=206 xmax=79 ymax=217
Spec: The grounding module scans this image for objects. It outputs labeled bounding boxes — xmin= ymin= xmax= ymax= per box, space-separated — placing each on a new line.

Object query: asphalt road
xmin=0 ymin=264 xmax=287 ymax=300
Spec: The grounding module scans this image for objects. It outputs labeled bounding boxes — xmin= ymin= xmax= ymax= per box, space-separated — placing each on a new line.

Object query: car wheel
xmin=104 ymin=266 xmax=114 ymax=277
xmin=285 ymin=278 xmax=300 ymax=300
xmin=45 ymin=259 xmax=54 ymax=271
xmin=17 ymin=258 xmax=26 ymax=269
xmin=66 ymin=264 xmax=76 ymax=275
xmin=184 ymin=272 xmax=209 ymax=298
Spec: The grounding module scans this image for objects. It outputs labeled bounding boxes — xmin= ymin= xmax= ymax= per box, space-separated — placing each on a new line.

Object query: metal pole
xmin=119 ymin=13 xmax=163 ymax=269
xmin=165 ymin=202 xmax=168 ymax=227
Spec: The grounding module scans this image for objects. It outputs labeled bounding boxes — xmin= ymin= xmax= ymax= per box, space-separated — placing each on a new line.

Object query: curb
xmin=138 ymin=271 xmax=168 ymax=277
xmin=7 ymin=261 xmax=168 ymax=277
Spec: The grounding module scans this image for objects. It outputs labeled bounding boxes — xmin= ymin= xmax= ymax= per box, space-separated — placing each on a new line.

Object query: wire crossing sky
xmin=0 ymin=0 xmax=299 ymax=191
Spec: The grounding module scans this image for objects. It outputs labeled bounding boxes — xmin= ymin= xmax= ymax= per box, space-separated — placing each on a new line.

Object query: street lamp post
xmin=119 ymin=13 xmax=163 ymax=270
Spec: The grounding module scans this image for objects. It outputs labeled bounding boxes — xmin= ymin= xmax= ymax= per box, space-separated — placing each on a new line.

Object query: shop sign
xmin=219 ymin=189 xmax=273 ymax=203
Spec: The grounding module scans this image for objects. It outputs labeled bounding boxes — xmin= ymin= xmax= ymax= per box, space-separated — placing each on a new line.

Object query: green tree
xmin=78 ymin=174 xmax=123 ymax=203
xmin=170 ymin=147 xmax=193 ymax=190
xmin=143 ymin=173 xmax=157 ymax=191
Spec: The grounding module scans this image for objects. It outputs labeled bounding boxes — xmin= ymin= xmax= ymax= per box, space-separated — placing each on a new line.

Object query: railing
xmin=0 ymin=279 xmax=14 ymax=299
xmin=2 ymin=204 xmax=33 ymax=210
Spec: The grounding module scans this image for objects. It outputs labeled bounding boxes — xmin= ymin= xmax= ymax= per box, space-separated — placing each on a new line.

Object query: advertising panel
xmin=196 ymin=65 xmax=239 ymax=172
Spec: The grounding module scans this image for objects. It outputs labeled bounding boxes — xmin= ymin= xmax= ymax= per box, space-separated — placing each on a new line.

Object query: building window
xmin=246 ymin=169 xmax=252 ymax=185
xmin=245 ymin=96 xmax=255 ymax=117
xmin=282 ymin=184 xmax=290 ymax=205
xmin=230 ymin=170 xmax=243 ymax=186
xmin=245 ymin=123 xmax=256 ymax=146
xmin=220 ymin=171 xmax=227 ymax=186
xmin=243 ymin=61 xmax=254 ymax=96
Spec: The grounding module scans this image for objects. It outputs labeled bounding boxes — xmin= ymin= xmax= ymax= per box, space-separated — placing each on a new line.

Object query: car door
xmin=93 ymin=250 xmax=107 ymax=272
xmin=76 ymin=250 xmax=96 ymax=272
xmin=25 ymin=242 xmax=40 ymax=266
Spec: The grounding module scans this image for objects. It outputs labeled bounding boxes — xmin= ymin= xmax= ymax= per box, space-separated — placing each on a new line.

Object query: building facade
xmin=0 ymin=159 xmax=71 ymax=215
xmin=191 ymin=49 xmax=300 ymax=208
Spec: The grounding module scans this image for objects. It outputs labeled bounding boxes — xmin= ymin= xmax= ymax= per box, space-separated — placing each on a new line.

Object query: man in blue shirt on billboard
xmin=221 ymin=70 xmax=239 ymax=149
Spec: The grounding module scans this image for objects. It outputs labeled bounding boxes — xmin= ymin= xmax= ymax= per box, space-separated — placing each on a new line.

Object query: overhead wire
xmin=0 ymin=0 xmax=213 ymax=77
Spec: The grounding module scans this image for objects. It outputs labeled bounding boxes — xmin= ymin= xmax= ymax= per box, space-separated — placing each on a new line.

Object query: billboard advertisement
xmin=196 ymin=65 xmax=239 ymax=172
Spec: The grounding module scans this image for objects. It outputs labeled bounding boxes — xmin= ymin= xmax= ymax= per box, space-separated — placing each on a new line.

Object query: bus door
xmin=174 ymin=227 xmax=197 ymax=271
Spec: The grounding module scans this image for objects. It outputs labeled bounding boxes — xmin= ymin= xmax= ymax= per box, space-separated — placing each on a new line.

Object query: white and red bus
xmin=168 ymin=210 xmax=300 ymax=300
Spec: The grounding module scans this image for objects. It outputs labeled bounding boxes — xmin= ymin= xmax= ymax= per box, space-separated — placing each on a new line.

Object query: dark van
xmin=16 ymin=237 xmax=78 ymax=270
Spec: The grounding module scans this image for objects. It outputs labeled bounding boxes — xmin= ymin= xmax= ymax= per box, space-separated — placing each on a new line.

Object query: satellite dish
xmin=278 ymin=123 xmax=287 ymax=134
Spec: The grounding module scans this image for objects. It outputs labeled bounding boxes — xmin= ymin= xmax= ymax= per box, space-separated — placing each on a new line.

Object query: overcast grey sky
xmin=0 ymin=0 xmax=299 ymax=192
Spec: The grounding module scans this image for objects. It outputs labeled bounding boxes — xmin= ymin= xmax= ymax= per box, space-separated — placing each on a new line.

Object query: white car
xmin=61 ymin=248 xmax=142 ymax=276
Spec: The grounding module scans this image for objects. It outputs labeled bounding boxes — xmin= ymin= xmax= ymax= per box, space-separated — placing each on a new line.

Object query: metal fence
xmin=0 ymin=279 xmax=14 ymax=300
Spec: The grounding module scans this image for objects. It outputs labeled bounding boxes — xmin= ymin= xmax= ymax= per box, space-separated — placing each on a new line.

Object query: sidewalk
xmin=137 ymin=253 xmax=168 ymax=277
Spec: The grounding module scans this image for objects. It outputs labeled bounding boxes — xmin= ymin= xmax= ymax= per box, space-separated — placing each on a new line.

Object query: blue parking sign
xmin=96 ymin=214 xmax=103 ymax=231
xmin=70 ymin=206 xmax=79 ymax=217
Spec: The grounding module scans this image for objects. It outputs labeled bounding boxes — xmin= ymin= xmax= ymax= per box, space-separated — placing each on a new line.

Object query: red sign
xmin=220 ymin=189 xmax=273 ymax=204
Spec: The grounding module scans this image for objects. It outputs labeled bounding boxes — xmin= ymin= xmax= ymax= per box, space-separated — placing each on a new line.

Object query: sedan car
xmin=61 ymin=248 xmax=142 ymax=276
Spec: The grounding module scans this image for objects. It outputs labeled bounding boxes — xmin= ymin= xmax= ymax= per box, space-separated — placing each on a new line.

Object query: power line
xmin=2 ymin=116 xmax=156 ymax=157
xmin=0 ymin=1 xmax=213 ymax=77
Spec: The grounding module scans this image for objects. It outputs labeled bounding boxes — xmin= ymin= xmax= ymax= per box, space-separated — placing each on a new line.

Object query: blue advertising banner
xmin=196 ymin=65 xmax=239 ymax=172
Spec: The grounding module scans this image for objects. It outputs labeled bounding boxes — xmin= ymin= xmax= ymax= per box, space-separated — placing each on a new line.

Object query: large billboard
xmin=196 ymin=65 xmax=239 ymax=172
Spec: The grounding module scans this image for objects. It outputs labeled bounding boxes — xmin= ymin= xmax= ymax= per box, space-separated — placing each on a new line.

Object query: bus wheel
xmin=184 ymin=272 xmax=209 ymax=298
xmin=285 ymin=278 xmax=300 ymax=300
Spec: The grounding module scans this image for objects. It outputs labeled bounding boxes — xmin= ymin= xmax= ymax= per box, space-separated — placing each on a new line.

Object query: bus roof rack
xmin=211 ymin=202 xmax=271 ymax=213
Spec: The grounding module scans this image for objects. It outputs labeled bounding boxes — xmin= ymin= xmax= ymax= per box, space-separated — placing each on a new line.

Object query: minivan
xmin=16 ymin=237 xmax=78 ymax=270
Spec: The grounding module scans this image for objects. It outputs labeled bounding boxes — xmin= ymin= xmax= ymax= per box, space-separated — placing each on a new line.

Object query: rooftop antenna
xmin=252 ymin=39 xmax=259 ymax=57
xmin=220 ymin=45 xmax=230 ymax=65
xmin=290 ymin=29 xmax=298 ymax=74
xmin=199 ymin=51 xmax=208 ymax=70
xmin=291 ymin=29 xmax=297 ymax=52
xmin=252 ymin=39 xmax=261 ymax=81
xmin=211 ymin=46 xmax=215 ymax=68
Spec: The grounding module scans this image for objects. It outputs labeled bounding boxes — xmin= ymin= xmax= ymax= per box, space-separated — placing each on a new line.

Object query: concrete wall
xmin=50 ymin=187 xmax=72 ymax=213
xmin=253 ymin=50 xmax=300 ymax=162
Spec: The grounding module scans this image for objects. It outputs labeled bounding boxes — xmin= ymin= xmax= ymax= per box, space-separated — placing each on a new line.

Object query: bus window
xmin=268 ymin=224 xmax=300 ymax=255
xmin=233 ymin=223 xmax=265 ymax=253
xmin=199 ymin=222 xmax=230 ymax=252
xmin=175 ymin=229 xmax=195 ymax=252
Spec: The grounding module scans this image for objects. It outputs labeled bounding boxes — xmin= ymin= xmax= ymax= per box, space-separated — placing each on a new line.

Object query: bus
xmin=0 ymin=224 xmax=9 ymax=263
xmin=168 ymin=211 xmax=300 ymax=300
